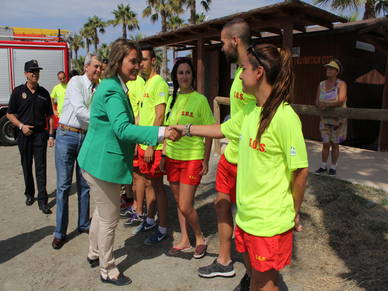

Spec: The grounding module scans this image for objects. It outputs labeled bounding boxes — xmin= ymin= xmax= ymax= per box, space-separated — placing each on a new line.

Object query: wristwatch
xmin=184 ymin=123 xmax=192 ymax=137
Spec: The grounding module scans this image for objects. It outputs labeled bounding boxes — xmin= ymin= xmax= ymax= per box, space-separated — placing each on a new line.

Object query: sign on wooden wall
xmin=294 ymin=56 xmax=333 ymax=65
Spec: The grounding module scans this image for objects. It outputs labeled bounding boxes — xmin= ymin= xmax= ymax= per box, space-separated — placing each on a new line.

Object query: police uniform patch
xmin=22 ymin=92 xmax=27 ymax=99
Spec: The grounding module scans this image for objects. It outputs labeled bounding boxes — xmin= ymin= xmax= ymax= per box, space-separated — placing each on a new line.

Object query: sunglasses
xmin=247 ymin=45 xmax=265 ymax=67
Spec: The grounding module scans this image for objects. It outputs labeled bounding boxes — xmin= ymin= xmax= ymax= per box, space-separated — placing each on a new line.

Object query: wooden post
xmin=282 ymin=23 xmax=293 ymax=51
xmin=378 ymin=55 xmax=388 ymax=151
xmin=196 ymin=38 xmax=205 ymax=94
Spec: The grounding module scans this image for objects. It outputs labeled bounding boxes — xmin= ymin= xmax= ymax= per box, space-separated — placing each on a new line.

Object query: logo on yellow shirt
xmin=181 ymin=111 xmax=194 ymax=118
xmin=144 ymin=93 xmax=150 ymax=98
xmin=249 ymin=138 xmax=266 ymax=152
xmin=234 ymin=91 xmax=244 ymax=100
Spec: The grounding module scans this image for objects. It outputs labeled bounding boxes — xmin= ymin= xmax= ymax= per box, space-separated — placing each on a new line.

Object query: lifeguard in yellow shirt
xmin=162 ymin=58 xmax=215 ymax=259
xmin=171 ymin=43 xmax=308 ymax=291
xmin=133 ymin=47 xmax=169 ymax=246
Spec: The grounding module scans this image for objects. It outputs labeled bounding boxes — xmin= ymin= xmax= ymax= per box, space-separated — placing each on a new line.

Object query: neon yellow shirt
xmin=223 ymin=67 xmax=256 ymax=164
xmin=126 ymin=76 xmax=145 ymax=119
xmin=50 ymin=83 xmax=67 ymax=116
xmin=221 ymin=102 xmax=308 ymax=237
xmin=139 ymin=74 xmax=168 ymax=150
xmin=165 ymin=91 xmax=215 ymax=160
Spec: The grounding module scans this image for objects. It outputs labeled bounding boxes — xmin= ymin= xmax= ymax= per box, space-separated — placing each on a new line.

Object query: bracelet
xmin=184 ymin=123 xmax=192 ymax=137
xmin=49 ymin=134 xmax=55 ymax=138
xmin=19 ymin=123 xmax=24 ymax=130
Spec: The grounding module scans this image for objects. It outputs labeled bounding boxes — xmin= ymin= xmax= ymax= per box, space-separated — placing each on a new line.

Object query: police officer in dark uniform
xmin=6 ymin=60 xmax=55 ymax=214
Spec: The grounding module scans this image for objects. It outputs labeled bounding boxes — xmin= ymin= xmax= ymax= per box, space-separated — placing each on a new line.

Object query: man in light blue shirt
xmin=52 ymin=53 xmax=102 ymax=250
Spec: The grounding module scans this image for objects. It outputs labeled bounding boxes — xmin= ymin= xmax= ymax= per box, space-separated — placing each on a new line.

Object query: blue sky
xmin=0 ymin=0 xmax=361 ymax=46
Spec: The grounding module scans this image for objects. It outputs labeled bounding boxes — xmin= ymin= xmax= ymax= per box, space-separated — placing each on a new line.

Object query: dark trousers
xmin=17 ymin=131 xmax=49 ymax=206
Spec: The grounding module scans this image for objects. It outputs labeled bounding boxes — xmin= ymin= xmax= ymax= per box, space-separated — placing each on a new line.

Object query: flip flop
xmin=166 ymin=245 xmax=192 ymax=256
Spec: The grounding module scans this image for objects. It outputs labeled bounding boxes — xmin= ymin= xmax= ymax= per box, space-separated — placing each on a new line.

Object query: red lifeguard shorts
xmin=234 ymin=225 xmax=293 ymax=272
xmin=137 ymin=146 xmax=165 ymax=178
xmin=166 ymin=157 xmax=203 ymax=186
xmin=215 ymin=154 xmax=237 ymax=203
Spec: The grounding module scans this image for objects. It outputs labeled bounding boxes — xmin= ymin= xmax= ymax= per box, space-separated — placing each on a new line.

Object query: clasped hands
xmin=163 ymin=125 xmax=185 ymax=141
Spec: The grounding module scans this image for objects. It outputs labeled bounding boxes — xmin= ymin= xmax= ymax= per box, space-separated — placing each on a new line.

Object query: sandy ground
xmin=0 ymin=144 xmax=387 ymax=291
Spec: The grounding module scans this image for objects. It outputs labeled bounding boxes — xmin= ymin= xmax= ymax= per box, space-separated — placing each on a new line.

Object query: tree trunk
xmin=75 ymin=49 xmax=78 ymax=60
xmin=161 ymin=14 xmax=168 ymax=79
xmin=123 ymin=22 xmax=127 ymax=39
xmin=363 ymin=0 xmax=376 ymax=19
xmin=190 ymin=0 xmax=196 ymax=25
xmin=86 ymin=42 xmax=90 ymax=54
xmin=94 ymin=42 xmax=98 ymax=53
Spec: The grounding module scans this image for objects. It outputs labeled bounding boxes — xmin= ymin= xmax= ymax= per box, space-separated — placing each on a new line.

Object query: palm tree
xmin=143 ymin=0 xmax=184 ymax=78
xmin=97 ymin=43 xmax=110 ymax=60
xmin=129 ymin=33 xmax=145 ymax=41
xmin=110 ymin=4 xmax=139 ymax=39
xmin=80 ymin=25 xmax=93 ymax=54
xmin=314 ymin=0 xmax=388 ymax=19
xmin=195 ymin=12 xmax=207 ymax=24
xmin=167 ymin=15 xmax=185 ymax=30
xmin=72 ymin=56 xmax=85 ymax=74
xmin=69 ymin=34 xmax=84 ymax=60
xmin=182 ymin=0 xmax=212 ymax=25
xmin=85 ymin=16 xmax=106 ymax=52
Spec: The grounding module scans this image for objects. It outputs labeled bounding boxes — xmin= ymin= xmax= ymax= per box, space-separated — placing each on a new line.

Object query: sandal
xmin=166 ymin=245 xmax=192 ymax=256
xmin=193 ymin=239 xmax=207 ymax=259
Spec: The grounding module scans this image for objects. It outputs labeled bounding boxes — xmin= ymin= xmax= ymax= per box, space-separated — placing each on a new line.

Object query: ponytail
xmin=248 ymin=44 xmax=294 ymax=142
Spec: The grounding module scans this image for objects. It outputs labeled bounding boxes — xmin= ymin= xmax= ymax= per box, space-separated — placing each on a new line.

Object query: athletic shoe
xmin=198 ymin=259 xmax=235 ymax=278
xmin=120 ymin=205 xmax=134 ymax=218
xmin=233 ymin=273 xmax=250 ymax=291
xmin=123 ymin=213 xmax=144 ymax=227
xmin=315 ymin=167 xmax=327 ymax=174
xmin=132 ymin=220 xmax=157 ymax=235
xmin=328 ymin=168 xmax=336 ymax=176
xmin=144 ymin=229 xmax=167 ymax=245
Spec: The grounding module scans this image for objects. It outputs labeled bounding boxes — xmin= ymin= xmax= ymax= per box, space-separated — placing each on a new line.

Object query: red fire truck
xmin=0 ymin=27 xmax=70 ymax=145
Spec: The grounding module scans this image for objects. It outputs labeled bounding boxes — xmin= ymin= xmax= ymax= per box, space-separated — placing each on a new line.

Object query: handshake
xmin=163 ymin=125 xmax=186 ymax=141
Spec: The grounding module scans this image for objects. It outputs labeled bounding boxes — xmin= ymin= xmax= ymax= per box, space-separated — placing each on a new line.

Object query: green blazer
xmin=78 ymin=76 xmax=159 ymax=184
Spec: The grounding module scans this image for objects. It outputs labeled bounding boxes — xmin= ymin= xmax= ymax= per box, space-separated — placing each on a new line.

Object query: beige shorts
xmin=319 ymin=120 xmax=347 ymax=144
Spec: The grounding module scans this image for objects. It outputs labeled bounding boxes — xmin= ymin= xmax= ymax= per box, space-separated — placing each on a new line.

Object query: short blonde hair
xmin=104 ymin=38 xmax=140 ymax=78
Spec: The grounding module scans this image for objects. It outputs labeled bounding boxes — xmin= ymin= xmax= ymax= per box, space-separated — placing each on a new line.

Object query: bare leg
xmin=134 ymin=170 xmax=145 ymax=214
xmin=321 ymin=143 xmax=330 ymax=164
xmin=178 ymin=183 xmax=205 ymax=246
xmin=144 ymin=177 xmax=156 ymax=219
xmin=215 ymin=192 xmax=233 ymax=264
xmin=152 ymin=177 xmax=168 ymax=228
xmin=250 ymin=268 xmax=279 ymax=291
xmin=331 ymin=142 xmax=340 ymax=165
xmin=170 ymin=182 xmax=190 ymax=248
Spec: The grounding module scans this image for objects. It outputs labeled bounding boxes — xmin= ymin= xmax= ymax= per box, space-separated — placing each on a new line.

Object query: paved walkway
xmin=306 ymin=140 xmax=388 ymax=192
xmin=218 ymin=139 xmax=388 ymax=193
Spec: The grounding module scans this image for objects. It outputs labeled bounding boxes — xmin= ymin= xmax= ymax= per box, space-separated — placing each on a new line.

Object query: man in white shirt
xmin=52 ymin=53 xmax=102 ymax=250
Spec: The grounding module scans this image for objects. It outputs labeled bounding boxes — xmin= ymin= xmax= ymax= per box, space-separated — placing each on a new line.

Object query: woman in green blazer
xmin=78 ymin=39 xmax=179 ymax=286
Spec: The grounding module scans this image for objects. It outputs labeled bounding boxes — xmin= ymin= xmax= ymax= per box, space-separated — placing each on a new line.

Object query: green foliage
xmin=84 ymin=16 xmax=107 ymax=52
xmin=109 ymin=4 xmax=139 ymax=39
xmin=72 ymin=56 xmax=85 ymax=74
xmin=97 ymin=43 xmax=110 ymax=60
xmin=314 ymin=0 xmax=388 ymax=19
